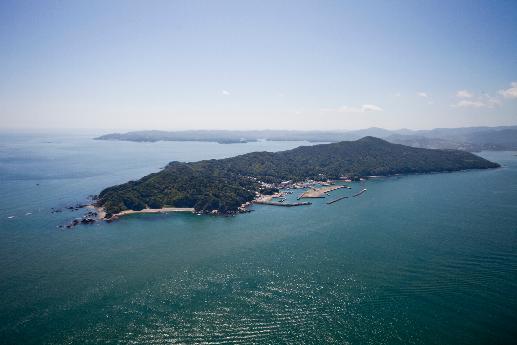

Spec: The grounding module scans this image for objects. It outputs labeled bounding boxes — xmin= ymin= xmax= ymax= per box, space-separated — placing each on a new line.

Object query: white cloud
xmin=361 ymin=104 xmax=384 ymax=112
xmin=452 ymin=86 xmax=504 ymax=109
xmin=485 ymin=95 xmax=502 ymax=107
xmin=222 ymin=90 xmax=230 ymax=96
xmin=499 ymin=81 xmax=517 ymax=99
xmin=454 ymin=100 xmax=486 ymax=108
xmin=456 ymin=90 xmax=473 ymax=98
xmin=322 ymin=104 xmax=384 ymax=113
xmin=452 ymin=94 xmax=501 ymax=108
xmin=417 ymin=92 xmax=428 ymax=98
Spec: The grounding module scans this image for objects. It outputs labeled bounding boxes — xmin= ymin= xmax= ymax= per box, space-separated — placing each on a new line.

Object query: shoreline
xmin=108 ymin=207 xmax=195 ymax=220
xmin=86 ymin=205 xmax=106 ymax=220
xmin=90 ymin=206 xmax=194 ymax=221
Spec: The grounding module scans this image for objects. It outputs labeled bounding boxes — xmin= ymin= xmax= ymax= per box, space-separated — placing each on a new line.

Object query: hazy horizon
xmin=2 ymin=123 xmax=517 ymax=136
xmin=1 ymin=1 xmax=516 ymax=131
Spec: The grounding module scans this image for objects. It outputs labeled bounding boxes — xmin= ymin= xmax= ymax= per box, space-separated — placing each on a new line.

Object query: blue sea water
xmin=0 ymin=131 xmax=516 ymax=344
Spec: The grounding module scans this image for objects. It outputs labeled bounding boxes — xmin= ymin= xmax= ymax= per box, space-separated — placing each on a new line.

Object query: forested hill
xmin=97 ymin=137 xmax=499 ymax=216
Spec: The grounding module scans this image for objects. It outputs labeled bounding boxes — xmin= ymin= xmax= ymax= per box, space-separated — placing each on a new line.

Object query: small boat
xmin=8 ymin=216 xmax=15 ymax=219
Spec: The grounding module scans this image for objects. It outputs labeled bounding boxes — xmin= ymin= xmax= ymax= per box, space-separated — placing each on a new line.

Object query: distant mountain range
xmin=97 ymin=137 xmax=499 ymax=217
xmin=96 ymin=125 xmax=517 ymax=151
xmin=385 ymin=126 xmax=517 ymax=151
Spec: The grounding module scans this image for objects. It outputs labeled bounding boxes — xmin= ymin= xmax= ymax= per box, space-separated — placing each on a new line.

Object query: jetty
xmin=326 ymin=195 xmax=349 ymax=204
xmin=352 ymin=188 xmax=367 ymax=197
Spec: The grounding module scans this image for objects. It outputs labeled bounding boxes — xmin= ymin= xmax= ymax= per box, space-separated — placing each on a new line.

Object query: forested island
xmin=96 ymin=137 xmax=499 ymax=218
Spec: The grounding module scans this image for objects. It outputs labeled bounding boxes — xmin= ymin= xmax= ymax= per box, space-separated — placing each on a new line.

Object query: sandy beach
xmin=88 ymin=206 xmax=194 ymax=220
xmin=110 ymin=207 xmax=195 ymax=219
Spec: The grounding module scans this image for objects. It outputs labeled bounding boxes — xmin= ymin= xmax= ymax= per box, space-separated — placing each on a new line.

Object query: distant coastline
xmin=95 ymin=126 xmax=517 ymax=152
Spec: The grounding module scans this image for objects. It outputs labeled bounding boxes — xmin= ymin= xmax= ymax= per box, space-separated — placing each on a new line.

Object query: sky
xmin=0 ymin=0 xmax=516 ymax=131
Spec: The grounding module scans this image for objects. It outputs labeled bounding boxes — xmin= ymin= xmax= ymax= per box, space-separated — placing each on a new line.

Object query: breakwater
xmin=326 ymin=195 xmax=349 ymax=204
xmin=253 ymin=201 xmax=312 ymax=207
xmin=352 ymin=188 xmax=367 ymax=197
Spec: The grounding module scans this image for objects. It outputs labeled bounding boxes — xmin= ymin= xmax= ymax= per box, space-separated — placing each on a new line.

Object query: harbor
xmin=251 ymin=180 xmax=365 ymax=209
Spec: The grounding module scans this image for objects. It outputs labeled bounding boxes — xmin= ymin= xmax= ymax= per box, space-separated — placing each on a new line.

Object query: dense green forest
xmin=97 ymin=137 xmax=499 ymax=216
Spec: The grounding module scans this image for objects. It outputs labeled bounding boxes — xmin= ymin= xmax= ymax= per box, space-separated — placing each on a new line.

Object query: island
xmin=95 ymin=137 xmax=499 ymax=220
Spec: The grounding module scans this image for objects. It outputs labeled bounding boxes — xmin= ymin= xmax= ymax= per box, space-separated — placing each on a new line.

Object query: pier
xmin=326 ymin=195 xmax=349 ymax=204
xmin=352 ymin=188 xmax=367 ymax=197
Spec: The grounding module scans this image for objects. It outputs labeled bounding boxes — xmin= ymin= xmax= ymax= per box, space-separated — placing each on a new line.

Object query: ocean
xmin=0 ymin=131 xmax=516 ymax=344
